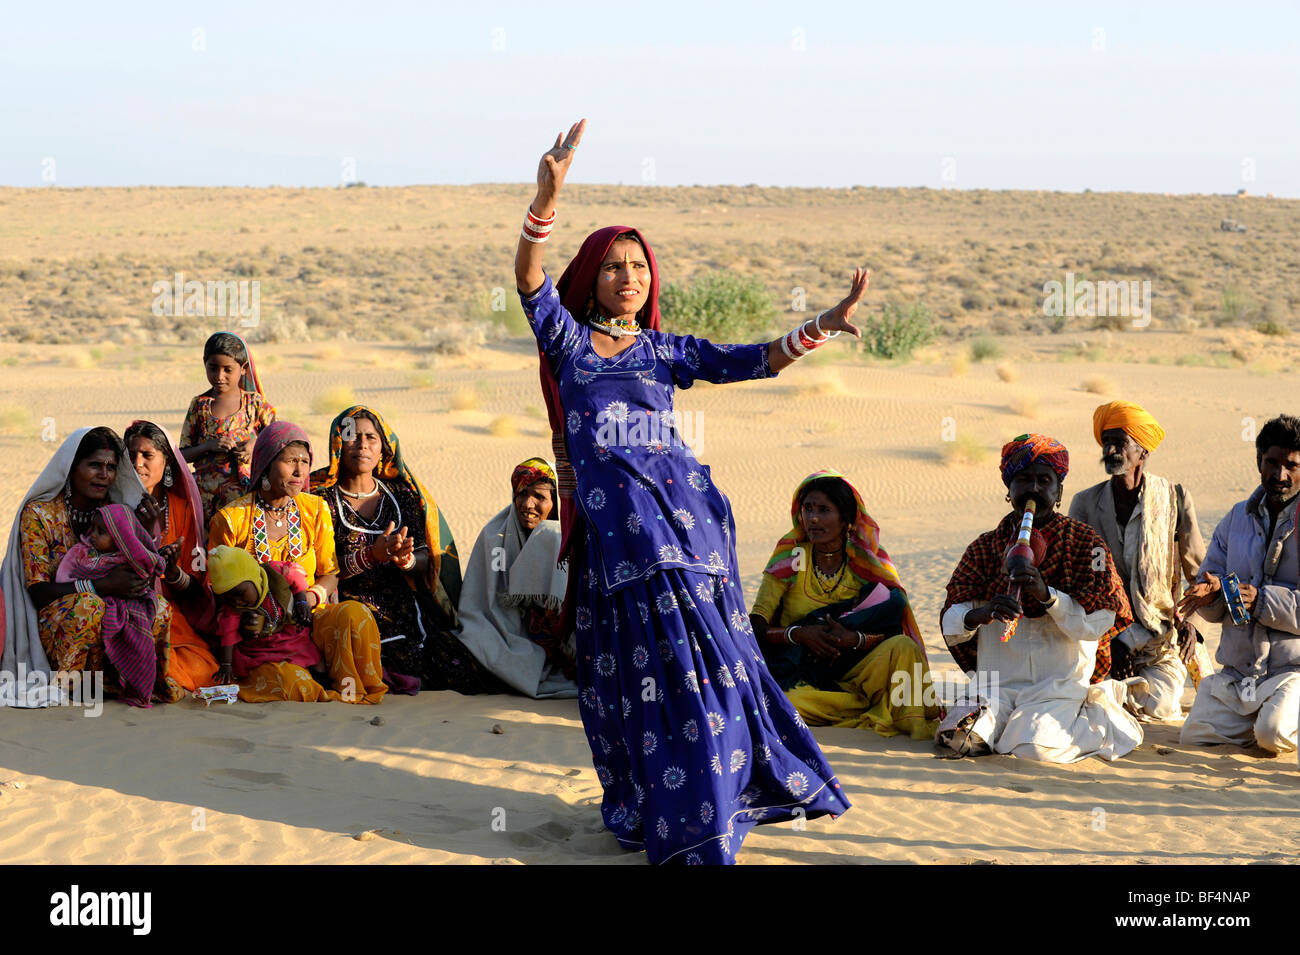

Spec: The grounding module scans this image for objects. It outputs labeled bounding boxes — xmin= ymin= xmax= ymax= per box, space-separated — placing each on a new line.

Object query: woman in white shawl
xmin=456 ymin=457 xmax=576 ymax=698
xmin=1 ymin=427 xmax=179 ymax=707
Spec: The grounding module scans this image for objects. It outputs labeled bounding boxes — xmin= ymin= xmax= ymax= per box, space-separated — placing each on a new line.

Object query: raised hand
xmin=536 ymin=119 xmax=586 ymax=210
xmin=818 ymin=268 xmax=870 ymax=338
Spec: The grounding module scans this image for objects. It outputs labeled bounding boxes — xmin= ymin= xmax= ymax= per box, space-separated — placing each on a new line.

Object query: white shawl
xmin=1 ymin=428 xmax=146 ymax=707
xmin=455 ymin=504 xmax=574 ymax=699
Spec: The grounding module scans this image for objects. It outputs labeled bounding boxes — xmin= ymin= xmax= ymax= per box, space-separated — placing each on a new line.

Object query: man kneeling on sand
xmin=939 ymin=434 xmax=1143 ymax=762
xmin=1178 ymin=414 xmax=1300 ymax=757
xmin=1069 ymin=401 xmax=1206 ymax=720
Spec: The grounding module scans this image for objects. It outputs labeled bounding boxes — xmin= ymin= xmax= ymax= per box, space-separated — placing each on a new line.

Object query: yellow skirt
xmin=786 ymin=633 xmax=940 ymax=740
xmin=237 ymin=600 xmax=388 ymax=704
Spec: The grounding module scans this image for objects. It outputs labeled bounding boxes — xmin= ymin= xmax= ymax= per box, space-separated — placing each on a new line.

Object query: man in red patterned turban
xmin=938 ymin=434 xmax=1143 ymax=762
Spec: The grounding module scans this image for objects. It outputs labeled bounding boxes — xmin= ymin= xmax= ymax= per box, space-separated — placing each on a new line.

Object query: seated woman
xmin=456 ymin=458 xmax=576 ymax=698
xmin=311 ymin=405 xmax=499 ymax=694
xmin=749 ymin=470 xmax=939 ymax=740
xmin=208 ymin=422 xmax=387 ymax=703
xmin=1 ymin=427 xmax=181 ymax=705
xmin=123 ymin=420 xmax=220 ymax=692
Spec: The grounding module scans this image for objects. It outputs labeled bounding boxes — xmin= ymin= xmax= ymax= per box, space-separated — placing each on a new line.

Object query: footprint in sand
xmin=204 ymin=768 xmax=289 ymax=789
xmin=192 ymin=737 xmax=255 ymax=754
xmin=1006 ymin=785 xmax=1033 ymax=793
xmin=215 ymin=708 xmax=268 ymax=721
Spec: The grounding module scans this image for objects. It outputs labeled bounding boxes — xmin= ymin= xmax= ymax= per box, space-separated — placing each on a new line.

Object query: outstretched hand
xmin=818 ymin=268 xmax=870 ymax=338
xmin=536 ymin=119 xmax=586 ymax=208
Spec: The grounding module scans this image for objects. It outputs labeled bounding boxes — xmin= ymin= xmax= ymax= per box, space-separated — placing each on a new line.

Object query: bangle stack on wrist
xmin=780 ymin=311 xmax=836 ymax=361
xmin=75 ymin=579 xmax=97 ymax=596
xmin=522 ymin=205 xmax=556 ymax=244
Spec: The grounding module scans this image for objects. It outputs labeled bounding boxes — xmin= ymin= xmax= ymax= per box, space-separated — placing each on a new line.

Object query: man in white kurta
xmin=942 ymin=590 xmax=1142 ymax=762
xmin=939 ymin=433 xmax=1143 ymax=763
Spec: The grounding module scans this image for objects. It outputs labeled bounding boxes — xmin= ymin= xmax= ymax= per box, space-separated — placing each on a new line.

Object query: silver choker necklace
xmin=339 ymin=481 xmax=380 ymax=500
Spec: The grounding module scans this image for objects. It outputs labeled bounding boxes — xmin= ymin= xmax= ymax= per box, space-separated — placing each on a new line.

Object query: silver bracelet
xmin=856 ymin=632 xmax=866 ymax=650
xmin=785 ymin=625 xmax=798 ymax=645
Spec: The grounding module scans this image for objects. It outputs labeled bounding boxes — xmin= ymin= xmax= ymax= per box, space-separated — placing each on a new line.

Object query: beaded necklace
xmin=252 ymin=497 xmax=303 ymax=562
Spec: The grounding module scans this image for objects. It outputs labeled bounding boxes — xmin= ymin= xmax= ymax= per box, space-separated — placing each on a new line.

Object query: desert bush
xmin=449 ymin=389 xmax=478 ymax=411
xmin=1083 ymin=375 xmax=1116 ymax=395
xmin=969 ymin=336 xmax=1001 ymax=362
xmin=859 ymin=301 xmax=936 ymax=361
xmin=311 ymin=386 xmax=357 ymax=416
xmin=942 ymin=433 xmax=988 ymax=466
xmin=660 ymin=269 xmax=777 ymax=341
xmin=996 ymin=362 xmax=1018 ymax=383
xmin=1217 ymin=283 xmax=1256 ymax=326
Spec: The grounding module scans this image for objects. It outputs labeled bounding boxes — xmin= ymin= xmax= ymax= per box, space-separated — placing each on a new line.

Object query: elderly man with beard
xmin=939 ymin=434 xmax=1142 ymax=762
xmin=1069 ymin=401 xmax=1206 ymax=721
xmin=1179 ymin=414 xmax=1300 ymax=757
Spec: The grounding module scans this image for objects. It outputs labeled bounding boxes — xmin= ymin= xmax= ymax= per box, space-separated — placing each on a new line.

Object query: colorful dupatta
xmin=130 ymin=419 xmax=217 ymax=632
xmin=311 ymin=406 xmax=462 ymax=622
xmin=762 ymin=470 xmax=927 ymax=661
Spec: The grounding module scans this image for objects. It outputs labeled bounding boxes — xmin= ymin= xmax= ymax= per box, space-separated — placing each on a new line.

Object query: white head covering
xmin=1 ymin=427 xmax=146 ymax=707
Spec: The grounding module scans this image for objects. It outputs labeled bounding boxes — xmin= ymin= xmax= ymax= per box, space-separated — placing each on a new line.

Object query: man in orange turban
xmin=1092 ymin=400 xmax=1167 ymax=453
xmin=1069 ymin=401 xmax=1206 ymax=721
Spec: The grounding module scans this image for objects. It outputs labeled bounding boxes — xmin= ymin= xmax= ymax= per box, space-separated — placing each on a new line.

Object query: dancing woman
xmin=515 ymin=119 xmax=870 ymax=864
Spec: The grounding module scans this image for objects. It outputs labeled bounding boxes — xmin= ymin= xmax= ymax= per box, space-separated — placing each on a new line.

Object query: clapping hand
xmin=371 ymin=522 xmax=413 ymax=565
xmin=1177 ymin=574 xmax=1221 ymax=617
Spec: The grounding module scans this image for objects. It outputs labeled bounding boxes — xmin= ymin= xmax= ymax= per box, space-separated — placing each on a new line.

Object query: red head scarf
xmin=538 ymin=226 xmax=662 ymax=563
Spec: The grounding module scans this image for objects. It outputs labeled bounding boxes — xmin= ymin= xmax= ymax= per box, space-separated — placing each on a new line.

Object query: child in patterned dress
xmin=180 ymin=332 xmax=276 ymax=526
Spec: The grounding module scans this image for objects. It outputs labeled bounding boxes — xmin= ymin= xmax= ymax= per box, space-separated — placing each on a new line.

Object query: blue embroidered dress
xmin=523 ymin=274 xmax=848 ymax=864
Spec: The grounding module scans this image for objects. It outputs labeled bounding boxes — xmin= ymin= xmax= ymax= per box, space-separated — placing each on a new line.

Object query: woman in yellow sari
xmin=2 ymin=427 xmax=181 ymax=706
xmin=749 ymin=471 xmax=939 ymax=739
xmin=208 ymin=422 xmax=386 ymax=703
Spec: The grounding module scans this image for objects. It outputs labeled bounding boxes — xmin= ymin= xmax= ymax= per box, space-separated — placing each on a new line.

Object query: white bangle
xmin=785 ymin=625 xmax=798 ymax=645
xmin=813 ymin=310 xmax=839 ymax=339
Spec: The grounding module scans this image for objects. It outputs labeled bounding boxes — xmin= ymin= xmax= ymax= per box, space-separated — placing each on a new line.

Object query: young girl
xmin=206 ymin=545 xmax=332 ymax=700
xmin=180 ymin=332 xmax=277 ymax=524
xmin=55 ymin=504 xmax=167 ymax=707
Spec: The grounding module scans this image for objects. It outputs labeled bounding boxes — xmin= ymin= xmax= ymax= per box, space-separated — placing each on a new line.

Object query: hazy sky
xmin=2 ymin=0 xmax=1297 ymax=194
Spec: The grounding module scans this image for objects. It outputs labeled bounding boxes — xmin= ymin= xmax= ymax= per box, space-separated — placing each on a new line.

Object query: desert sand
xmin=2 ymin=185 xmax=1299 ymax=864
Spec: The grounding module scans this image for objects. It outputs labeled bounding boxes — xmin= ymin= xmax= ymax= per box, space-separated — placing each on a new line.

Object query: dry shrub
xmin=314 ymin=344 xmax=343 ymax=361
xmin=408 ymin=372 xmax=435 ymax=390
xmin=311 ymin=386 xmax=357 ymax=416
xmin=995 ymin=362 xmax=1018 ymax=383
xmin=450 ymin=389 xmax=478 ymax=411
xmin=942 ymin=433 xmax=988 ymax=466
xmin=948 ymin=355 xmax=969 ymax=377
xmin=67 ymin=350 xmax=97 ymax=369
xmin=488 ymin=415 xmax=517 ymax=437
xmin=797 ymin=371 xmax=846 ymax=397
xmin=1009 ymin=394 xmax=1040 ymax=418
xmin=0 ymin=403 xmax=32 ymax=434
xmin=1083 ymin=375 xmax=1116 ymax=395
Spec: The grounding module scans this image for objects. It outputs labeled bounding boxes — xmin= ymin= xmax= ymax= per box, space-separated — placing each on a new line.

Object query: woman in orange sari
xmin=208 ymin=422 xmax=387 ymax=703
xmin=123 ymin=420 xmax=220 ymax=691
